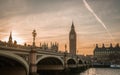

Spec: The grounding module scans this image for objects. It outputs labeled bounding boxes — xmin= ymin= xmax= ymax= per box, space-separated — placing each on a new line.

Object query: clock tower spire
xmin=8 ymin=32 xmax=13 ymax=46
xmin=69 ymin=21 xmax=77 ymax=55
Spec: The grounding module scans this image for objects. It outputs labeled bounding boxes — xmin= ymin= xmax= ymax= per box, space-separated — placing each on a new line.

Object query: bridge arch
xmin=67 ymin=58 xmax=77 ymax=65
xmin=36 ymin=55 xmax=64 ymax=65
xmin=78 ymin=59 xmax=84 ymax=64
xmin=0 ymin=50 xmax=29 ymax=75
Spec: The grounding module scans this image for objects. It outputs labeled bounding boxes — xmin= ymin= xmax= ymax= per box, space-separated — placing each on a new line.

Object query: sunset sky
xmin=0 ymin=0 xmax=120 ymax=55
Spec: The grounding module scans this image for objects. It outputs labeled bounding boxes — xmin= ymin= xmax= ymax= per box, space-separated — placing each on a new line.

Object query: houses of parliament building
xmin=94 ymin=43 xmax=120 ymax=63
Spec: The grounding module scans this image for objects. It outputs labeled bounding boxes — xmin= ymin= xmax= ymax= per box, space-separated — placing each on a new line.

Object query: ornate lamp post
xmin=64 ymin=44 xmax=67 ymax=69
xmin=32 ymin=29 xmax=37 ymax=47
xmin=65 ymin=44 xmax=67 ymax=52
xmin=30 ymin=29 xmax=38 ymax=75
xmin=76 ymin=56 xmax=79 ymax=67
xmin=64 ymin=52 xmax=67 ymax=69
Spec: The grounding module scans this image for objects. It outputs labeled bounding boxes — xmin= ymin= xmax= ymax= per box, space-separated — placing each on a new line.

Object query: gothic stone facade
xmin=94 ymin=43 xmax=120 ymax=63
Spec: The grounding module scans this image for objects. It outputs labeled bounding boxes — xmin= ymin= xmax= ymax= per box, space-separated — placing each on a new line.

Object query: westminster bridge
xmin=0 ymin=41 xmax=89 ymax=75
xmin=0 ymin=29 xmax=90 ymax=75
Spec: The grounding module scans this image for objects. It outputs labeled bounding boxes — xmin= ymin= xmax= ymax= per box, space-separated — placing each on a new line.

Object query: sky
xmin=0 ymin=0 xmax=120 ymax=55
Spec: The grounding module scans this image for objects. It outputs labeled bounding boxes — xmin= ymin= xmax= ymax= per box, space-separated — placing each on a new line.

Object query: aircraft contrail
xmin=83 ymin=0 xmax=114 ymax=42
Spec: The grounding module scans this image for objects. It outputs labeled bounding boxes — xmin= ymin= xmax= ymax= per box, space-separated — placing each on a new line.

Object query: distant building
xmin=69 ymin=22 xmax=77 ymax=55
xmin=39 ymin=42 xmax=59 ymax=51
xmin=94 ymin=43 xmax=120 ymax=63
xmin=8 ymin=32 xmax=13 ymax=46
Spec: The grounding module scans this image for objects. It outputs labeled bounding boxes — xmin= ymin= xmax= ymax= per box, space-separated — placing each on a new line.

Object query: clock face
xmin=70 ymin=34 xmax=74 ymax=39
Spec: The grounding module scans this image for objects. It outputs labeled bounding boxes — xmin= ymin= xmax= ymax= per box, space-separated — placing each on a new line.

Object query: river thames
xmin=41 ymin=68 xmax=120 ymax=75
xmin=1 ymin=68 xmax=120 ymax=75
xmin=80 ymin=68 xmax=120 ymax=75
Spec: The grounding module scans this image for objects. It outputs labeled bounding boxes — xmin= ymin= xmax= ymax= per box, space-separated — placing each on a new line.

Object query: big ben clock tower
xmin=69 ymin=22 xmax=76 ymax=55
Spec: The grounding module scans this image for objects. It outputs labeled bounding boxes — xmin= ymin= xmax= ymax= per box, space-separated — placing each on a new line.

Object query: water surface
xmin=80 ymin=68 xmax=120 ymax=75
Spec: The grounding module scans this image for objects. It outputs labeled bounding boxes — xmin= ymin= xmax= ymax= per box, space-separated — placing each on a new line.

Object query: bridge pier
xmin=29 ymin=48 xmax=39 ymax=75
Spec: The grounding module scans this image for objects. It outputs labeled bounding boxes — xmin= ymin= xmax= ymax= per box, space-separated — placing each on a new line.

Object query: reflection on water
xmin=38 ymin=68 xmax=120 ymax=75
xmin=0 ymin=68 xmax=120 ymax=75
xmin=80 ymin=68 xmax=120 ymax=75
xmin=0 ymin=67 xmax=26 ymax=75
xmin=46 ymin=68 xmax=120 ymax=75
